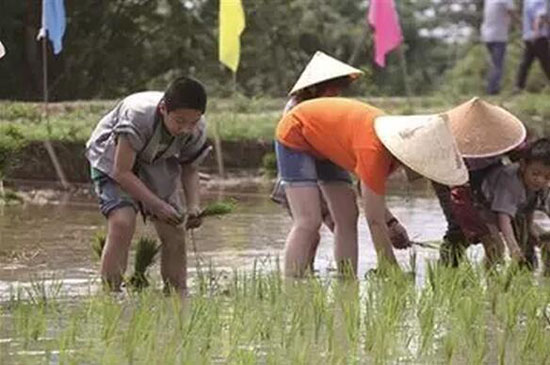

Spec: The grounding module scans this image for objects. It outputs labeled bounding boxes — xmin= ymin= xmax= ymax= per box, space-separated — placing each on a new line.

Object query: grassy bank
xmin=1 ymin=93 xmax=549 ymax=143
xmin=1 ymin=262 xmax=550 ymax=364
xmin=0 ymin=93 xmax=549 ymax=181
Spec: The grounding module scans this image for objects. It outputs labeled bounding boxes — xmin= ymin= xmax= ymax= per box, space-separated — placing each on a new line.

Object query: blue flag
xmin=37 ymin=0 xmax=66 ymax=54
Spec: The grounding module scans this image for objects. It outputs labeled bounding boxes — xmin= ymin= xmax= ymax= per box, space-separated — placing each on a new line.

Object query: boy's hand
xmin=388 ymin=220 xmax=411 ymax=249
xmin=153 ymin=202 xmax=184 ymax=226
xmin=185 ymin=207 xmax=203 ymax=230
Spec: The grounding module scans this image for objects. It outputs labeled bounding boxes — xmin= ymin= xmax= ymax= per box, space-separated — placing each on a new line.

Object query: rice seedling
xmin=90 ymin=231 xmax=106 ymax=261
xmin=127 ymin=237 xmax=158 ymax=291
xmin=4 ymin=258 xmax=550 ymax=364
xmin=198 ymin=198 xmax=237 ymax=218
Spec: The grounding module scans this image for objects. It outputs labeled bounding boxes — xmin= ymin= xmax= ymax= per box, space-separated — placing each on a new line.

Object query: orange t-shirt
xmin=275 ymin=97 xmax=395 ymax=195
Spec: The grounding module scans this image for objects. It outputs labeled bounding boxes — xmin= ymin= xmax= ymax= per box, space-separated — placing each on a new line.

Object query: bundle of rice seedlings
xmin=128 ymin=237 xmax=159 ymax=290
xmin=199 ymin=199 xmax=237 ymax=218
xmin=91 ymin=231 xmax=106 ymax=261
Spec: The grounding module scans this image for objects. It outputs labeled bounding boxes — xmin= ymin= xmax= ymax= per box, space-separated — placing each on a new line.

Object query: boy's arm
xmin=113 ymin=136 xmax=182 ymax=225
xmin=361 ymin=182 xmax=398 ymax=266
xmin=180 ymin=163 xmax=201 ymax=215
xmin=497 ymin=212 xmax=526 ymax=262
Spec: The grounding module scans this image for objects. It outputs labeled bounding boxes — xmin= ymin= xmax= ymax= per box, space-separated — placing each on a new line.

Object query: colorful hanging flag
xmin=37 ymin=0 xmax=66 ymax=55
xmin=368 ymin=0 xmax=403 ymax=67
xmin=0 ymin=41 xmax=5 ymax=59
xmin=219 ymin=0 xmax=245 ymax=73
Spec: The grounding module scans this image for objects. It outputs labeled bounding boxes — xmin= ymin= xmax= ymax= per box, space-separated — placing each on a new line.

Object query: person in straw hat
xmin=451 ymin=137 xmax=550 ymax=270
xmin=429 ymin=97 xmax=527 ymax=267
xmin=271 ymin=51 xmax=363 ymax=272
xmin=275 ymin=97 xmax=467 ymax=276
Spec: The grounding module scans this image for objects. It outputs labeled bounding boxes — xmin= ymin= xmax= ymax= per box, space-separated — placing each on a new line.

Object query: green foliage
xmin=1 ymin=0 xmax=485 ymax=100
xmin=261 ymin=152 xmax=278 ymax=178
xmin=0 ymin=189 xmax=24 ymax=205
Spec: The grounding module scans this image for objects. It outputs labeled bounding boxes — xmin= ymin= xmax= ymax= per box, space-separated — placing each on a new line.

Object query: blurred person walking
xmin=515 ymin=0 xmax=550 ymax=91
xmin=481 ymin=0 xmax=516 ymax=95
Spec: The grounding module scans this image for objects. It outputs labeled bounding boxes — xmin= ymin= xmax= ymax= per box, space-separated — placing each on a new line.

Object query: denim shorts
xmin=275 ymin=141 xmax=351 ymax=186
xmin=92 ymin=172 xmax=139 ymax=217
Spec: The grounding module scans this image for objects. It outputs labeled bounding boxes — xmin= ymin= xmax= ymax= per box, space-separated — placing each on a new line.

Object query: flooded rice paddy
xmin=1 ymin=178 xmax=550 ymax=364
xmin=0 ymin=179 xmax=486 ymax=293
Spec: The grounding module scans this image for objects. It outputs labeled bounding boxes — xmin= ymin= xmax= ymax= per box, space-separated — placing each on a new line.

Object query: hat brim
xmin=375 ymin=114 xmax=469 ymax=187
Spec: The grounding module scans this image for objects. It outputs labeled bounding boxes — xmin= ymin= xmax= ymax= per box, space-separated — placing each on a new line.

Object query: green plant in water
xmin=128 ymin=237 xmax=159 ymax=290
xmin=200 ymin=198 xmax=237 ymax=218
xmin=91 ymin=231 xmax=106 ymax=261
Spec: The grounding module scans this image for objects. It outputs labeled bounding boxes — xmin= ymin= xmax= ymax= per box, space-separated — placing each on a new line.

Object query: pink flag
xmin=368 ymin=0 xmax=403 ymax=67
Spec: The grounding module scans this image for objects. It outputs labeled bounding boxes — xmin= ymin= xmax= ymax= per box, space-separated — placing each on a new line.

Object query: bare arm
xmin=361 ymin=182 xmax=398 ymax=266
xmin=497 ymin=212 xmax=525 ymax=262
xmin=112 ymin=136 xmax=182 ymax=225
xmin=180 ymin=164 xmax=201 ymax=214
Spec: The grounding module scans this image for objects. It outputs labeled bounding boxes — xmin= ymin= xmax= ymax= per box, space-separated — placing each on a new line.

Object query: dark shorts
xmin=275 ymin=141 xmax=351 ymax=186
xmin=92 ymin=173 xmax=139 ymax=217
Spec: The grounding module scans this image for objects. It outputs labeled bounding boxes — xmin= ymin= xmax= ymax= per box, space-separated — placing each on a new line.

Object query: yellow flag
xmin=219 ymin=0 xmax=245 ymax=73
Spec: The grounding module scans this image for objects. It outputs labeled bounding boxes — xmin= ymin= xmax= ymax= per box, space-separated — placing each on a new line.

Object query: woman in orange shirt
xmin=276 ymin=97 xmax=468 ymax=276
xmin=271 ymin=51 xmax=364 ymax=273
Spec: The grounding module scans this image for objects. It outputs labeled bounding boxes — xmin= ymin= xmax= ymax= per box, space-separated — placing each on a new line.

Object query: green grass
xmin=1 ymin=93 xmax=549 ymax=145
xmin=1 ymin=261 xmax=550 ymax=364
xmin=0 ymin=94 xmax=549 ymax=180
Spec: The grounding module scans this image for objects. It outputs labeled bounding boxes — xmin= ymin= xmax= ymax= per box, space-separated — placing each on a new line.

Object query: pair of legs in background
xmin=94 ymin=174 xmax=187 ymax=294
xmin=516 ymin=37 xmax=550 ymax=91
xmin=275 ymin=142 xmax=358 ymax=277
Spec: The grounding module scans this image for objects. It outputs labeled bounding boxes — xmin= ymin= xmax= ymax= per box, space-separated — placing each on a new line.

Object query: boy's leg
xmin=152 ymin=220 xmax=187 ymax=294
xmin=319 ymin=182 xmax=358 ymax=276
xmin=101 ymin=206 xmax=137 ymax=291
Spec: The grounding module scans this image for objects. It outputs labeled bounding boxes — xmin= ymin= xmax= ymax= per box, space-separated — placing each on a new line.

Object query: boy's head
xmin=521 ymin=138 xmax=550 ymax=191
xmin=159 ymin=76 xmax=207 ymax=136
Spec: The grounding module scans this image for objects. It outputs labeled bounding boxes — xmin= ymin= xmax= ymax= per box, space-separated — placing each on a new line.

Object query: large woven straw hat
xmin=0 ymin=41 xmax=5 ymax=59
xmin=288 ymin=51 xmax=364 ymax=96
xmin=374 ymin=114 xmax=468 ymax=186
xmin=445 ymin=97 xmax=526 ymax=158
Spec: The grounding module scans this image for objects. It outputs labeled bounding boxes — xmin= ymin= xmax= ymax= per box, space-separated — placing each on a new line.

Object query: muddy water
xmin=0 ymin=180 xmax=549 ymax=298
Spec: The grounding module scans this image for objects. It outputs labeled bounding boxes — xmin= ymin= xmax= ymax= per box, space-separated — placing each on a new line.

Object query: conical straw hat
xmin=445 ymin=97 xmax=526 ymax=158
xmin=374 ymin=114 xmax=468 ymax=186
xmin=288 ymin=51 xmax=364 ymax=95
xmin=0 ymin=41 xmax=5 ymax=59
